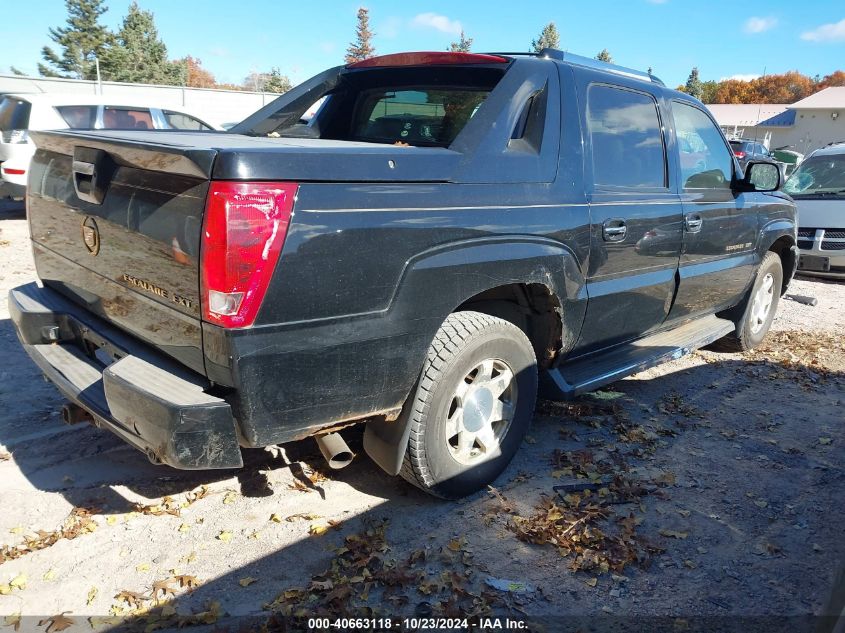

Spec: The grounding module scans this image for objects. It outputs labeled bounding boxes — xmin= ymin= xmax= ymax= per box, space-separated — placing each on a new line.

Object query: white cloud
xmin=744 ymin=16 xmax=778 ymax=34
xmin=720 ymin=73 xmax=761 ymax=82
xmin=410 ymin=12 xmax=463 ymax=36
xmin=801 ymin=18 xmax=845 ymax=42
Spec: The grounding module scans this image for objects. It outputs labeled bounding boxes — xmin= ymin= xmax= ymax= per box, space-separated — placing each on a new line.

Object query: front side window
xmin=587 ymin=85 xmax=666 ymax=189
xmin=102 ymin=107 xmax=153 ymax=130
xmin=673 ymin=102 xmax=733 ymax=189
xmin=163 ymin=111 xmax=213 ymax=131
xmin=55 ymin=105 xmax=97 ymax=129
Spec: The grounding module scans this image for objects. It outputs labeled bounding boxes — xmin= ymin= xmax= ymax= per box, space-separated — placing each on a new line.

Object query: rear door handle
xmin=602 ymin=218 xmax=627 ymax=242
xmin=685 ymin=214 xmax=703 ymax=233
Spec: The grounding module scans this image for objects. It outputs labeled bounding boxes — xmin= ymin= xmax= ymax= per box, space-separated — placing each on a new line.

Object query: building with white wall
xmin=707 ymin=87 xmax=845 ymax=155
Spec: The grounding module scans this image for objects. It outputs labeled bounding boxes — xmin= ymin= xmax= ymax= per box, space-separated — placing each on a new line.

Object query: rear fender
xmin=364 ymin=236 xmax=585 ymax=475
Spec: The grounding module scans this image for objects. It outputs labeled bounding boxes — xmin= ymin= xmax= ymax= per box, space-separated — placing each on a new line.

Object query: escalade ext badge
xmin=81 ymin=216 xmax=100 ymax=256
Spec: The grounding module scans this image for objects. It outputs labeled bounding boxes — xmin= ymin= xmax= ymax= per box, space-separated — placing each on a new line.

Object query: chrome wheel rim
xmin=445 ymin=358 xmax=517 ymax=465
xmin=749 ymin=272 xmax=775 ymax=335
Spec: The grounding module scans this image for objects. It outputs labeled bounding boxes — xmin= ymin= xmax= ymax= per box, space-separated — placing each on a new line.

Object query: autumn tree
xmin=818 ymin=70 xmax=845 ymax=88
xmin=700 ymin=80 xmax=719 ymax=104
xmin=345 ymin=7 xmax=375 ymax=63
xmin=449 ymin=30 xmax=473 ymax=53
xmin=684 ymin=67 xmax=703 ymax=100
xmin=39 ymin=0 xmax=113 ymax=79
xmin=178 ymin=56 xmax=216 ymax=88
xmin=596 ymin=49 xmax=613 ymax=63
xmin=99 ymin=2 xmax=182 ymax=84
xmin=531 ymin=22 xmax=560 ymax=52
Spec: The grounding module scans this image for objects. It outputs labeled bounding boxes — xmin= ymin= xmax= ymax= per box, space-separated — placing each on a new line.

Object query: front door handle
xmin=602 ymin=218 xmax=627 ymax=242
xmin=685 ymin=214 xmax=703 ymax=233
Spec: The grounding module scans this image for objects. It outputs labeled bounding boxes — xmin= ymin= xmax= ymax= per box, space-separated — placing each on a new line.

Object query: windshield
xmin=784 ymin=153 xmax=845 ymax=197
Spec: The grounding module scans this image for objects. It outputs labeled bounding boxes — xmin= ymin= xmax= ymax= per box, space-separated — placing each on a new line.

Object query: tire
xmin=399 ymin=311 xmax=538 ymax=499
xmin=711 ymin=251 xmax=783 ymax=352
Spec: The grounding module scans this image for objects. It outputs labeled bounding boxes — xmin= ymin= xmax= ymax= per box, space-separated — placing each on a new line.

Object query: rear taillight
xmin=1 ymin=167 xmax=25 ymax=175
xmin=200 ymin=181 xmax=298 ymax=328
xmin=733 ymin=150 xmax=746 ymax=159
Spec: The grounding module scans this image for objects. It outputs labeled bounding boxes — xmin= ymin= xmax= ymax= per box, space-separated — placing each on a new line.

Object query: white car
xmin=0 ymin=93 xmax=220 ymax=198
xmin=783 ymin=142 xmax=845 ymax=279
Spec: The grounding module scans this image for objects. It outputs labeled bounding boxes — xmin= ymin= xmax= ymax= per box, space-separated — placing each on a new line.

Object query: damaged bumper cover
xmin=8 ymin=282 xmax=243 ymax=469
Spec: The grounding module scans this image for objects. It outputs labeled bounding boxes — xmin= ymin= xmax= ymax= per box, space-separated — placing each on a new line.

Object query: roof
xmin=789 ymin=87 xmax=845 ymax=110
xmin=706 ymin=103 xmax=793 ymax=127
xmin=811 ymin=141 xmax=845 ymax=157
xmin=2 ymin=92 xmax=176 ymax=107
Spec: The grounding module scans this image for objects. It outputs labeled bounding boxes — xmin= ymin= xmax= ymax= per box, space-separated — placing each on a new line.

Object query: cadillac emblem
xmin=81 ymin=216 xmax=100 ymax=256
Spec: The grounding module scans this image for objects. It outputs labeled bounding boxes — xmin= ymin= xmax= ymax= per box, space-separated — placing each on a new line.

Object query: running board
xmin=541 ymin=315 xmax=735 ymax=400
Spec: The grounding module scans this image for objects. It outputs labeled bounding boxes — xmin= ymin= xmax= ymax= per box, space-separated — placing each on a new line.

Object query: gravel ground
xmin=0 ymin=199 xmax=843 ymax=632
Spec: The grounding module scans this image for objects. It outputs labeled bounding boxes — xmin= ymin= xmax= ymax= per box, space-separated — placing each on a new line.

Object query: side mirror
xmin=741 ymin=161 xmax=781 ymax=192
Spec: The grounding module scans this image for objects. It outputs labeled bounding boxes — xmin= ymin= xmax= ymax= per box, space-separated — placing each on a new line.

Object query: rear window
xmin=55 ymin=105 xmax=98 ymax=129
xmin=587 ymin=84 xmax=666 ymax=189
xmin=103 ymin=107 xmax=154 ymax=130
xmin=163 ymin=110 xmax=213 ymax=131
xmin=0 ymin=97 xmax=31 ymax=131
xmin=247 ymin=65 xmax=506 ymax=148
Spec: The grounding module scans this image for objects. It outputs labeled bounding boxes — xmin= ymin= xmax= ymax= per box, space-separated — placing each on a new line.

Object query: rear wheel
xmin=399 ymin=311 xmax=537 ymax=499
xmin=712 ymin=251 xmax=782 ymax=352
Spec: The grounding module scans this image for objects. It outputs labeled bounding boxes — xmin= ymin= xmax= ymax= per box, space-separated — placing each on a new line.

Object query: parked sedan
xmin=729 ymin=138 xmax=777 ymax=172
xmin=0 ymin=94 xmax=220 ymax=198
xmin=783 ymin=142 xmax=845 ymax=279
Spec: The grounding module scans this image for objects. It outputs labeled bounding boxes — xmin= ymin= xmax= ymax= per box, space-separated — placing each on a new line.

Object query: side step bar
xmin=542 ymin=315 xmax=735 ymax=400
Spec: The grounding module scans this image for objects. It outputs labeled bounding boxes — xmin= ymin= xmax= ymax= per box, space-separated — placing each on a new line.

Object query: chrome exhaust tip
xmin=315 ymin=432 xmax=355 ymax=469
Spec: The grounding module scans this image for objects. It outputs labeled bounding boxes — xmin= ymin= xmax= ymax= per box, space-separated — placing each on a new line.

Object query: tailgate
xmin=26 ymin=130 xmax=216 ymax=374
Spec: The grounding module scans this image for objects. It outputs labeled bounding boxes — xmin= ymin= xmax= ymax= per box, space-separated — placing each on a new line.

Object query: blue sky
xmin=4 ymin=0 xmax=844 ymax=88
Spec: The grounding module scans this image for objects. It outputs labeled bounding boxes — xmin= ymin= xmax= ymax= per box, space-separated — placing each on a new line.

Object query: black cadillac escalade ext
xmin=9 ymin=50 xmax=797 ymax=498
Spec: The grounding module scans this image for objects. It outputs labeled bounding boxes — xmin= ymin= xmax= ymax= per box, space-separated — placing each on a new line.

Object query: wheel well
xmin=455 ymin=283 xmax=562 ymax=367
xmin=768 ymin=236 xmax=796 ymax=294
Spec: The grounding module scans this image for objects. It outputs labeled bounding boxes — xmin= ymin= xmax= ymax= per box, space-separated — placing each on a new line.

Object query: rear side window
xmin=587 ymin=85 xmax=666 ymax=188
xmin=55 ymin=105 xmax=98 ymax=129
xmin=103 ymin=107 xmax=153 ymax=130
xmin=163 ymin=110 xmax=213 ymax=131
xmin=0 ymin=98 xmax=31 ymax=131
xmin=351 ymin=88 xmax=489 ymax=147
xmin=673 ymin=101 xmax=733 ymax=189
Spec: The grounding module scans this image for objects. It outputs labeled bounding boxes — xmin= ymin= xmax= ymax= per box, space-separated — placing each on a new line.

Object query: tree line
xmin=679 ymin=66 xmax=845 ymax=104
xmin=23 ymin=0 xmax=291 ymax=92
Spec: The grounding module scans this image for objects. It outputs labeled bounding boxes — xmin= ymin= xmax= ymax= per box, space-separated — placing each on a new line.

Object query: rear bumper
xmin=8 ymin=282 xmax=243 ymax=469
xmin=0 ymin=178 xmax=25 ymax=198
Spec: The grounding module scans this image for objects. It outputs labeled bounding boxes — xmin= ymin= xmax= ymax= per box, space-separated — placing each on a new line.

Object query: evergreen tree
xmin=684 ymin=67 xmax=703 ymax=100
xmin=244 ymin=68 xmax=292 ymax=93
xmin=345 ymin=7 xmax=375 ymax=64
xmin=39 ymin=0 xmax=113 ymax=79
xmin=700 ymin=80 xmax=719 ymax=104
xmin=99 ymin=2 xmax=182 ymax=85
xmin=596 ymin=49 xmax=613 ymax=63
xmin=449 ymin=30 xmax=473 ymax=53
xmin=531 ymin=23 xmax=560 ymax=52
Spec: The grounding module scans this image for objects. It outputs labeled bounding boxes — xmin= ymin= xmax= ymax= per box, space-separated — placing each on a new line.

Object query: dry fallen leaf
xmin=105 ymin=516 xmax=118 ymax=526
xmin=9 ymin=573 xmax=27 ymax=590
xmin=248 ymin=530 xmax=260 ymax=540
xmin=217 ymin=530 xmax=233 ymax=543
xmin=175 ymin=574 xmax=200 ymax=590
xmin=269 ymin=513 xmax=282 ymax=523
xmin=238 ymin=577 xmax=257 ymax=587
xmin=585 ymin=577 xmax=598 ymax=587
xmin=86 ymin=586 xmax=98 ymax=605
xmin=754 ymin=500 xmax=769 ymax=508
xmin=3 ymin=613 xmax=20 ymax=632
xmin=153 ymin=577 xmax=177 ymax=599
xmin=135 ymin=562 xmax=150 ymax=572
xmin=38 ymin=612 xmax=74 ymax=633
xmin=9 ymin=526 xmax=23 ymax=535
xmin=223 ymin=491 xmax=238 ymax=505
xmin=677 ymin=510 xmax=691 ymax=518
xmin=43 ymin=569 xmax=56 ymax=581
xmin=818 ymin=438 xmax=832 ymax=446
xmin=659 ymin=529 xmax=688 ymax=540
xmin=309 ymin=524 xmax=329 ymax=536
xmin=0 ymin=585 xmax=11 ymax=595
xmin=813 ymin=543 xmax=823 ymax=552
xmin=178 ymin=523 xmax=190 ymax=533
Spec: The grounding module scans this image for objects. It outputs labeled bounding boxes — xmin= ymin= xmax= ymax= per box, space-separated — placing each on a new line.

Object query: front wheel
xmin=712 ymin=251 xmax=783 ymax=352
xmin=399 ymin=311 xmax=537 ymax=499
